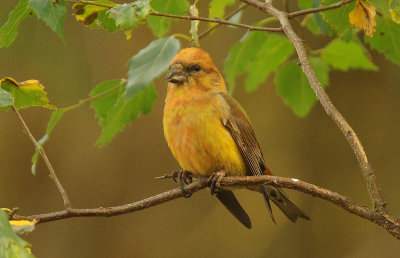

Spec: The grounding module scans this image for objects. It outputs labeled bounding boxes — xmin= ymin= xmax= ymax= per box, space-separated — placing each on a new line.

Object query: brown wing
xmin=220 ymin=92 xmax=276 ymax=222
xmin=220 ymin=92 xmax=270 ymax=176
xmin=220 ymin=92 xmax=309 ymax=223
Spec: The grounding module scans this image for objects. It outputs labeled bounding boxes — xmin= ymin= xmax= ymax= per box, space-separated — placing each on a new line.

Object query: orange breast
xmin=163 ymin=94 xmax=247 ymax=176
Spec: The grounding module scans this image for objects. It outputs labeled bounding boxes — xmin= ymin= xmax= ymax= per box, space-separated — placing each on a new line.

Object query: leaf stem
xmin=11 ymin=105 xmax=72 ymax=210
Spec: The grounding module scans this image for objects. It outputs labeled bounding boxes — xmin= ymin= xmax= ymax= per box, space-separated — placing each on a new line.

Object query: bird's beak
xmin=166 ymin=63 xmax=187 ymax=84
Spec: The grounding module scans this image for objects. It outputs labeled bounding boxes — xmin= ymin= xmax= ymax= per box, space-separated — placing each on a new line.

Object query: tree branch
xmin=149 ymin=12 xmax=282 ymax=32
xmin=198 ymin=4 xmax=248 ymax=40
xmin=10 ymin=175 xmax=400 ymax=239
xmin=239 ymin=0 xmax=385 ymax=211
xmin=11 ymin=106 xmax=72 ymax=210
xmin=287 ymin=0 xmax=355 ymax=19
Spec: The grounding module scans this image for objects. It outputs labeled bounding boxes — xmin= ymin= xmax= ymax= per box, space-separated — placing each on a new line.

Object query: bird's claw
xmin=208 ymin=171 xmax=226 ymax=195
xmin=173 ymin=170 xmax=193 ymax=198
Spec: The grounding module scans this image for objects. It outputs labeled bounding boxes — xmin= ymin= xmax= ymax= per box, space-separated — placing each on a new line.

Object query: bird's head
xmin=166 ymin=48 xmax=226 ymax=93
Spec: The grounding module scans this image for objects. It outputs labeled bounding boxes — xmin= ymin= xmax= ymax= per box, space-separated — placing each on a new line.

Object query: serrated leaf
xmin=72 ymin=0 xmax=115 ymax=25
xmin=0 ymin=88 xmax=14 ymax=109
xmin=0 ymin=210 xmax=35 ymax=258
xmin=209 ymin=0 xmax=234 ymax=21
xmin=107 ymin=0 xmax=150 ymax=39
xmin=0 ymin=77 xmax=56 ymax=110
xmin=125 ymin=36 xmax=180 ymax=99
xmin=321 ymin=0 xmax=355 ymax=36
xmin=95 ymin=10 xmax=118 ymax=32
xmin=349 ymin=0 xmax=376 ymax=37
xmin=29 ymin=0 xmax=66 ymax=39
xmin=224 ymin=31 xmax=269 ymax=93
xmin=364 ymin=16 xmax=400 ymax=66
xmin=275 ymin=57 xmax=330 ymax=117
xmin=245 ymin=34 xmax=295 ymax=92
xmin=321 ymin=39 xmax=378 ymax=71
xmin=90 ymin=80 xmax=157 ymax=146
xmin=302 ymin=13 xmax=336 ymax=36
xmin=389 ymin=0 xmax=400 ymax=23
xmin=0 ymin=0 xmax=31 ymax=48
xmin=147 ymin=0 xmax=189 ymax=37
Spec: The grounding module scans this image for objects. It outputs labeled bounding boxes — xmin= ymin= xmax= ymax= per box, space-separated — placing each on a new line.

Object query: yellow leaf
xmin=389 ymin=0 xmax=400 ymax=24
xmin=349 ymin=0 xmax=376 ymax=37
xmin=9 ymin=219 xmax=38 ymax=235
xmin=0 ymin=77 xmax=56 ymax=110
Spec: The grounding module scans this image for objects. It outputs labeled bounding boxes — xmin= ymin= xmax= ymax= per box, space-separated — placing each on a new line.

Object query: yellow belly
xmin=163 ymin=96 xmax=247 ymax=176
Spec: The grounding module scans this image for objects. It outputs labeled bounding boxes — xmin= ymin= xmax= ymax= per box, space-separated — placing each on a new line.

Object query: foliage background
xmin=1 ymin=0 xmax=400 ymax=257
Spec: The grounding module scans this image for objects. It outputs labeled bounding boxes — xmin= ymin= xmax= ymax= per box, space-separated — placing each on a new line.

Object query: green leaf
xmin=90 ymin=80 xmax=157 ymax=146
xmin=72 ymin=0 xmax=115 ymax=25
xmin=224 ymin=31 xmax=269 ymax=93
xmin=300 ymin=0 xmax=335 ymax=36
xmin=0 ymin=0 xmax=31 ymax=48
xmin=108 ymin=0 xmax=150 ymax=39
xmin=321 ymin=39 xmax=378 ymax=71
xmin=209 ymin=0 xmax=234 ymax=19
xmin=275 ymin=57 xmax=330 ymax=117
xmin=0 ymin=210 xmax=34 ymax=258
xmin=321 ymin=0 xmax=355 ymax=36
xmin=147 ymin=0 xmax=189 ymax=37
xmin=369 ymin=0 xmax=391 ymax=18
xmin=0 ymin=77 xmax=56 ymax=110
xmin=29 ymin=0 xmax=67 ymax=39
xmin=365 ymin=15 xmax=400 ymax=66
xmin=245 ymin=34 xmax=295 ymax=92
xmin=0 ymin=88 xmax=14 ymax=110
xmin=125 ymin=36 xmax=180 ymax=99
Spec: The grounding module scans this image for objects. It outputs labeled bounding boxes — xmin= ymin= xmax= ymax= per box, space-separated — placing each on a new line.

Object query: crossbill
xmin=163 ymin=47 xmax=309 ymax=228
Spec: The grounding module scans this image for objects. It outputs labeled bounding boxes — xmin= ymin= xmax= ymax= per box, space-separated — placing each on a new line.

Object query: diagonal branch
xmin=239 ymin=0 xmax=385 ymax=211
xmin=11 ymin=106 xmax=72 ymax=210
xmin=287 ymin=0 xmax=355 ymax=19
xmin=10 ymin=175 xmax=400 ymax=239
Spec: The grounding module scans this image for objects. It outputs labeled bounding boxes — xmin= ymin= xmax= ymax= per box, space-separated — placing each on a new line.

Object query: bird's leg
xmin=172 ymin=170 xmax=193 ymax=198
xmin=208 ymin=171 xmax=226 ymax=195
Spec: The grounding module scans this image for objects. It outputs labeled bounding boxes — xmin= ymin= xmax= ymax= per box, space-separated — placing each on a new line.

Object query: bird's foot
xmin=173 ymin=170 xmax=193 ymax=198
xmin=208 ymin=171 xmax=226 ymax=196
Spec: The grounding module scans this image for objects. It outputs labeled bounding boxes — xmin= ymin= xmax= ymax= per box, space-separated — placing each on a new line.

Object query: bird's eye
xmin=193 ymin=65 xmax=201 ymax=72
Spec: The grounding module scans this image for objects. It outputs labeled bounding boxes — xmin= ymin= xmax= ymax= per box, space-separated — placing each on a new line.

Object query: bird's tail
xmin=260 ymin=185 xmax=310 ymax=223
xmin=215 ymin=189 xmax=252 ymax=229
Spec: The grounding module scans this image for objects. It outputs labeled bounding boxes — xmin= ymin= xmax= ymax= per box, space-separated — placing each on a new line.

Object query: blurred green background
xmin=1 ymin=1 xmax=400 ymax=257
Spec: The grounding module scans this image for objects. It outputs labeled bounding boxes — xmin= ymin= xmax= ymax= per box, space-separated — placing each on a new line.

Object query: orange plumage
xmin=163 ymin=47 xmax=308 ymax=228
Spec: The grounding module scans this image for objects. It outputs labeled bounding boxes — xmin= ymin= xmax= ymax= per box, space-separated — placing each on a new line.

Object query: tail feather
xmin=215 ymin=189 xmax=252 ymax=229
xmin=262 ymin=185 xmax=310 ymax=223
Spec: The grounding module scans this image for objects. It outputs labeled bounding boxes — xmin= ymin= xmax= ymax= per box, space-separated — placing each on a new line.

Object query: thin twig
xmin=287 ymin=0 xmax=355 ymax=19
xmin=239 ymin=0 xmax=385 ymax=211
xmin=10 ymin=175 xmax=400 ymax=239
xmin=149 ymin=12 xmax=282 ymax=32
xmin=62 ymin=79 xmax=125 ymax=112
xmin=198 ymin=4 xmax=248 ymax=40
xmin=11 ymin=106 xmax=72 ymax=210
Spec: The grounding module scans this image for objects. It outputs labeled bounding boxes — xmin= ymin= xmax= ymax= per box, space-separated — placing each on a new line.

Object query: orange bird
xmin=163 ymin=47 xmax=309 ymax=228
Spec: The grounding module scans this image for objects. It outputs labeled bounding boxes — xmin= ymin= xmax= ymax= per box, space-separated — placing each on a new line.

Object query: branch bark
xmin=239 ymin=0 xmax=386 ymax=212
xmin=287 ymin=0 xmax=355 ymax=18
xmin=10 ymin=175 xmax=400 ymax=239
xmin=149 ymin=12 xmax=282 ymax=32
